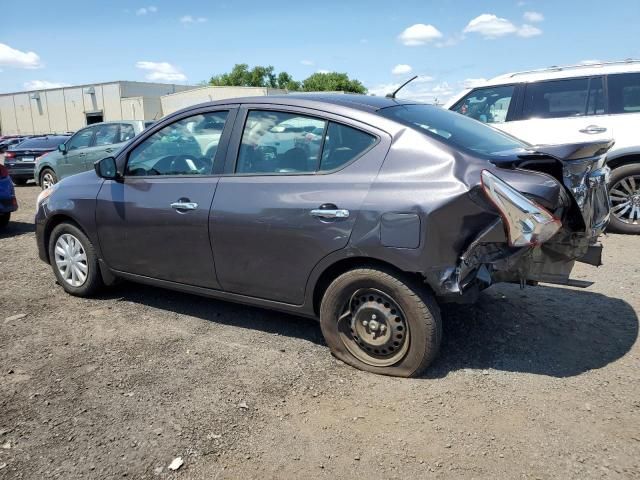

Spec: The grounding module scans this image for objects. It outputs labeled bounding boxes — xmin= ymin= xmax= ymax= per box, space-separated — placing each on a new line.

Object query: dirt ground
xmin=0 ymin=184 xmax=638 ymax=479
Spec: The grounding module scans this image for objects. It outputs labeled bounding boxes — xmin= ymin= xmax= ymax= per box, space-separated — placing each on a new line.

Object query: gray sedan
xmin=34 ymin=94 xmax=611 ymax=377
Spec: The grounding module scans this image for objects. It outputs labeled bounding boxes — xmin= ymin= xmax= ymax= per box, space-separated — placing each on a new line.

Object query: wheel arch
xmin=607 ymin=152 xmax=640 ymax=170
xmin=310 ymin=256 xmax=427 ymax=317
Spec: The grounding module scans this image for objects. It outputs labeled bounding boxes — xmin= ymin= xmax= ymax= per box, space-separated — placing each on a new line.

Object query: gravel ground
xmin=1 ymin=185 xmax=639 ymax=479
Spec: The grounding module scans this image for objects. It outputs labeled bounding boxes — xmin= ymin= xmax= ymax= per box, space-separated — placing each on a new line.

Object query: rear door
xmin=498 ymin=76 xmax=613 ymax=145
xmin=210 ymin=105 xmax=390 ymax=304
xmin=96 ymin=107 xmax=235 ymax=288
xmin=603 ymin=72 xmax=640 ymax=155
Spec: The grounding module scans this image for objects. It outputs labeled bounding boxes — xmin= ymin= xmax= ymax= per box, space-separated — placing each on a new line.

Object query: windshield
xmin=12 ymin=136 xmax=69 ymax=149
xmin=379 ymin=104 xmax=527 ymax=157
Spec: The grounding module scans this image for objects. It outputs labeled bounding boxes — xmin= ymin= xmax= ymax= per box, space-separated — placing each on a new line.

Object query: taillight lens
xmin=0 ymin=164 xmax=8 ymax=178
xmin=4 ymin=151 xmax=15 ymax=159
xmin=481 ymin=170 xmax=562 ymax=247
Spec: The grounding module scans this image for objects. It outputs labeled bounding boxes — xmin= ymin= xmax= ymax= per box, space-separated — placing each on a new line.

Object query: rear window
xmin=11 ymin=136 xmax=69 ymax=149
xmin=380 ymin=104 xmax=526 ymax=157
xmin=608 ymin=73 xmax=640 ymax=113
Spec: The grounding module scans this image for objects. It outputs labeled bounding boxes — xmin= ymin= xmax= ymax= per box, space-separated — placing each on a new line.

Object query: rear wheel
xmin=319 ymin=267 xmax=441 ymax=377
xmin=40 ymin=168 xmax=57 ymax=190
xmin=0 ymin=213 xmax=9 ymax=228
xmin=48 ymin=223 xmax=103 ymax=296
xmin=608 ymin=163 xmax=640 ymax=234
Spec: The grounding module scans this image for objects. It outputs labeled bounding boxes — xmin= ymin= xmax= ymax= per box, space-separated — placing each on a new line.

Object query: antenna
xmin=386 ymin=76 xmax=418 ymax=98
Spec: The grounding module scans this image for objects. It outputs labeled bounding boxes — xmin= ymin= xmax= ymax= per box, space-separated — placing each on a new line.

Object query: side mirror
xmin=94 ymin=156 xmax=120 ymax=180
xmin=57 ymin=143 xmax=67 ymax=154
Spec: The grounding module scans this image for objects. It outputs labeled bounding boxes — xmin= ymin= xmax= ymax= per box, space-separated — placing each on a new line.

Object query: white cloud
xmin=464 ymin=14 xmax=517 ymax=38
xmin=300 ymin=59 xmax=314 ymax=66
xmin=392 ymin=64 xmax=413 ymax=75
xmin=517 ymin=24 xmax=542 ymax=37
xmin=398 ymin=23 xmax=443 ymax=46
xmin=180 ymin=15 xmax=208 ymax=24
xmin=464 ymin=13 xmax=542 ymax=39
xmin=0 ymin=43 xmax=41 ymax=69
xmin=136 ymin=61 xmax=187 ymax=82
xmin=136 ymin=5 xmax=157 ymax=15
xmin=463 ymin=78 xmax=488 ymax=88
xmin=24 ymin=80 xmax=69 ymax=90
xmin=523 ymin=11 xmax=544 ymax=22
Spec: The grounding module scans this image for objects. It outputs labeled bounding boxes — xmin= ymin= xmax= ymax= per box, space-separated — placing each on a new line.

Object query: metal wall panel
xmin=63 ymin=88 xmax=86 ymax=132
xmin=13 ymin=94 xmax=34 ymax=134
xmin=0 ymin=96 xmax=18 ymax=135
xmin=45 ymin=89 xmax=69 ymax=133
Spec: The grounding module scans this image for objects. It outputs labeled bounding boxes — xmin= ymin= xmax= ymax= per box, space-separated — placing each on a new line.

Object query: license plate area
xmin=21 ymin=156 xmax=34 ymax=163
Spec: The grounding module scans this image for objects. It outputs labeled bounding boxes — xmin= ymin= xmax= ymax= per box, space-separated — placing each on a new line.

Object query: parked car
xmin=4 ymin=135 xmax=70 ymax=185
xmin=445 ymin=59 xmax=640 ymax=234
xmin=0 ymin=163 xmax=18 ymax=227
xmin=34 ymin=121 xmax=147 ymax=189
xmin=0 ymin=137 xmax=27 ymax=153
xmin=35 ymin=94 xmax=611 ymax=377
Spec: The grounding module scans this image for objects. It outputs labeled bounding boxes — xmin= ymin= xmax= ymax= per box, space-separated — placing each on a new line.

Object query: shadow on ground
xmin=102 ymin=281 xmax=637 ymax=379
xmin=426 ymin=283 xmax=638 ymax=378
xmin=0 ymin=219 xmax=35 ymax=238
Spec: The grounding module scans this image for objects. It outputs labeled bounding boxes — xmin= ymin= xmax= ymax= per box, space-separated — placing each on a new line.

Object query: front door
xmin=59 ymin=126 xmax=96 ymax=179
xmin=96 ymin=108 xmax=234 ymax=288
xmin=210 ymin=107 xmax=390 ymax=304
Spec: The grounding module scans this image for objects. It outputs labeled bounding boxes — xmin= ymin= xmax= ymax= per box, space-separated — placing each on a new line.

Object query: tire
xmin=0 ymin=213 xmax=9 ymax=228
xmin=48 ymin=222 xmax=103 ymax=297
xmin=608 ymin=163 xmax=640 ymax=234
xmin=319 ymin=267 xmax=442 ymax=377
xmin=12 ymin=177 xmax=28 ymax=186
xmin=40 ymin=168 xmax=58 ymax=190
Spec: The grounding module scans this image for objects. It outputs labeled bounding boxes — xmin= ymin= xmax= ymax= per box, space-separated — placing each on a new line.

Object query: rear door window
xmin=608 ymin=73 xmax=640 ymax=114
xmin=94 ymin=124 xmax=120 ymax=146
xmin=119 ymin=124 xmax=136 ymax=143
xmin=235 ymin=110 xmax=376 ymax=175
xmin=523 ymin=78 xmax=590 ymax=119
xmin=453 ymin=85 xmax=515 ymax=124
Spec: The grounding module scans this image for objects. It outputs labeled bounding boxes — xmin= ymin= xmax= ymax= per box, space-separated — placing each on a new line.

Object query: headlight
xmin=36 ymin=183 xmax=58 ymax=211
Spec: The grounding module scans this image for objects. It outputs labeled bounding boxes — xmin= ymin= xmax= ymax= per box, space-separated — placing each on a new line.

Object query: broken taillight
xmin=481 ymin=170 xmax=562 ymax=247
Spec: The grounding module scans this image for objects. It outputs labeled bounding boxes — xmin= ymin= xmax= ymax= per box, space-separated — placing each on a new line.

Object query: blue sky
xmin=1 ymin=0 xmax=639 ymax=102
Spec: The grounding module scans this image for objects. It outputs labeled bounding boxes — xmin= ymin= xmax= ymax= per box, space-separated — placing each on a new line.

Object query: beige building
xmin=160 ymin=86 xmax=287 ymax=115
xmin=0 ymin=81 xmax=195 ymax=135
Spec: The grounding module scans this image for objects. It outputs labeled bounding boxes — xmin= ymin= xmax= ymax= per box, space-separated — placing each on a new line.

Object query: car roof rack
xmin=506 ymin=58 xmax=640 ymax=78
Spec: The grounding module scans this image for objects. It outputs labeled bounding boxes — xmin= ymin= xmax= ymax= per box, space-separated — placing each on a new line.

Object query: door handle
xmin=310 ymin=208 xmax=350 ymax=219
xmin=171 ymin=201 xmax=198 ymax=211
xmin=579 ymin=125 xmax=607 ymax=134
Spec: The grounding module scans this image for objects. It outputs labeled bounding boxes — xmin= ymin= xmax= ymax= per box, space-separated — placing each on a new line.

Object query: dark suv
xmin=35 ymin=94 xmax=611 ymax=377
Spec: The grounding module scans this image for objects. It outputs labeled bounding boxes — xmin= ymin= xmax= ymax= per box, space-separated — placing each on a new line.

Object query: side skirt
xmin=108 ymin=268 xmax=318 ymax=320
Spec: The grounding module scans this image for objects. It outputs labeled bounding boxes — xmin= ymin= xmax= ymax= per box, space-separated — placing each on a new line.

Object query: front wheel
xmin=48 ymin=223 xmax=103 ymax=296
xmin=0 ymin=213 xmax=9 ymax=228
xmin=319 ymin=267 xmax=441 ymax=377
xmin=608 ymin=163 xmax=640 ymax=234
xmin=40 ymin=168 xmax=58 ymax=190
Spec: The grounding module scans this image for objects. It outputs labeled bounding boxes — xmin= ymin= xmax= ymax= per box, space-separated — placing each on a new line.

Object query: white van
xmin=446 ymin=60 xmax=640 ymax=234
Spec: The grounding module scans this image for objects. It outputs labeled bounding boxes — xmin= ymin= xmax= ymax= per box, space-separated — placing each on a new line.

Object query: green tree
xmin=209 ymin=64 xmax=366 ymax=93
xmin=301 ymin=72 xmax=367 ymax=94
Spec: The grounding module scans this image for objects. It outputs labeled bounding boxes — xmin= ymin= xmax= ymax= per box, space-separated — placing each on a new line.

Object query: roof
xmin=486 ymin=59 xmax=640 ymax=86
xmin=0 ymin=80 xmax=195 ymax=97
xmin=191 ymin=93 xmax=421 ymax=113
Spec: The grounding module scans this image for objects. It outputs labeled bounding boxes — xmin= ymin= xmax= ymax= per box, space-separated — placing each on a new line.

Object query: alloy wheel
xmin=42 ymin=171 xmax=56 ymax=189
xmin=54 ymin=233 xmax=89 ymax=287
xmin=337 ymin=288 xmax=410 ymax=367
xmin=610 ymin=174 xmax=640 ymax=225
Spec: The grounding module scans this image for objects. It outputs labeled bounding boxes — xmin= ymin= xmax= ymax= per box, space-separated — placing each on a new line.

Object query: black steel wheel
xmin=320 ymin=266 xmax=441 ymax=377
